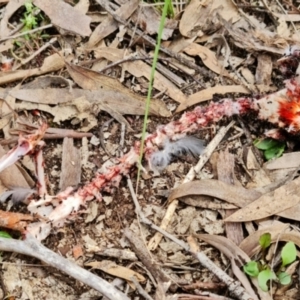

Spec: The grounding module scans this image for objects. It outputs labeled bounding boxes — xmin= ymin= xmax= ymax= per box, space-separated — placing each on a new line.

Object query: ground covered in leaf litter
xmin=1 ymin=0 xmax=300 ymax=299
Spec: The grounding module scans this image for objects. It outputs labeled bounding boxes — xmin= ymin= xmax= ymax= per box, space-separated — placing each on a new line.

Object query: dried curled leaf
xmin=168 ymin=179 xmax=261 ymax=206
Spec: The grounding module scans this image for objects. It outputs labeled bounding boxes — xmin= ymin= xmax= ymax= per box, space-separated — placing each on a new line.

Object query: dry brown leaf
xmin=238 ymin=222 xmax=300 ymax=258
xmin=0 ymin=53 xmax=65 ymax=85
xmin=225 ymin=177 xmax=300 ymax=222
xmin=217 ymin=149 xmax=244 ymax=246
xmin=177 ymin=85 xmax=251 ymax=112
xmin=94 ymin=47 xmax=187 ymax=104
xmin=11 ymin=87 xmax=168 ymax=118
xmin=275 ymin=204 xmax=300 ymax=222
xmin=196 ymin=234 xmax=268 ymax=300
xmin=265 ymin=152 xmax=300 ymax=170
xmin=85 ymin=260 xmax=146 ymax=284
xmin=244 ymin=147 xmax=271 ymax=189
xmin=220 ymin=17 xmax=287 ymax=55
xmin=0 ymin=0 xmax=27 ymax=52
xmin=66 ymin=62 xmax=170 ymax=117
xmin=183 ymin=43 xmax=230 ymax=76
xmin=0 ymin=0 xmax=27 ymax=38
xmin=87 ymin=0 xmax=139 ymax=47
xmin=21 ymin=75 xmax=73 ymax=90
xmin=178 ymin=83 xmax=277 ymax=112
xmin=131 ymin=6 xmax=177 ymax=39
xmin=10 ymin=88 xmax=139 ymax=132
xmin=179 ymin=0 xmax=240 ymax=38
xmin=34 ymin=0 xmax=91 ymax=36
xmin=74 ymin=0 xmax=89 ymax=14
xmin=10 ymin=89 xmax=71 ymax=105
xmin=179 ymin=196 xmax=238 ymax=210
xmin=168 ymin=179 xmax=261 ymax=207
xmin=0 ymin=145 xmax=31 ymax=189
xmin=14 ymin=99 xmax=97 ymax=132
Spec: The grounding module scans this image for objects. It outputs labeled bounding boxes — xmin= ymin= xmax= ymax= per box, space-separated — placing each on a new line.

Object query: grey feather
xmin=0 ymin=187 xmax=36 ymax=204
xmin=149 ymin=148 xmax=172 ymax=171
xmin=170 ymin=136 xmax=205 ymax=157
xmin=150 ymin=136 xmax=205 ymax=171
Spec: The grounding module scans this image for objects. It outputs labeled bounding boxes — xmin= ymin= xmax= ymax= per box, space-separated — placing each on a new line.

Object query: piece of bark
xmin=59 ymin=138 xmax=81 ymax=191
xmin=217 ymin=148 xmax=244 ymax=245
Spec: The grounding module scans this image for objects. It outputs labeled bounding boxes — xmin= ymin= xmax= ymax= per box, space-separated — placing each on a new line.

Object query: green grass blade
xmin=136 ymin=0 xmax=170 ymax=190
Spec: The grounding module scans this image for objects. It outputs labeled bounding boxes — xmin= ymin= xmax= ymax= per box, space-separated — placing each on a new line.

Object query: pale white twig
xmin=0 ymin=235 xmax=129 ymax=300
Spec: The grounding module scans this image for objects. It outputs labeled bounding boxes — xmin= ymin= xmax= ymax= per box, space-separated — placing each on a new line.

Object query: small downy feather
xmin=150 ymin=136 xmax=205 ymax=171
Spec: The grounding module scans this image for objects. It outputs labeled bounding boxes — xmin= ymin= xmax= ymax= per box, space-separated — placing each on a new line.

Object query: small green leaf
xmin=278 ymin=272 xmax=291 ymax=285
xmin=25 ymin=2 xmax=34 ymax=13
xmin=254 ymin=138 xmax=285 ymax=161
xmin=41 ymin=34 xmax=50 ymax=39
xmin=257 ymin=269 xmax=277 ymax=292
xmin=243 ymin=261 xmax=260 ymax=277
xmin=254 ymin=139 xmax=279 ymax=150
xmin=259 ymin=233 xmax=271 ymax=249
xmin=0 ymin=231 xmax=12 ymax=239
xmin=14 ymin=40 xmax=22 ymax=47
xmin=281 ymin=242 xmax=297 ymax=267
xmin=264 ymin=143 xmax=285 ymax=160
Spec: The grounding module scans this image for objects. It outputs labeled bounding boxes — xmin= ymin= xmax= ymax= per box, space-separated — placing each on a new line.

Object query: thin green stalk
xmin=136 ymin=0 xmax=170 ymax=190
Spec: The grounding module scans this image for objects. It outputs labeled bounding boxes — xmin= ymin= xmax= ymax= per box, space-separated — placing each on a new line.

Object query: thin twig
xmin=99 ymin=118 xmax=114 ymax=156
xmin=13 ymin=37 xmax=57 ymax=70
xmin=0 ymin=235 xmax=129 ymax=300
xmin=119 ymin=122 xmax=126 ymax=155
xmin=130 ymin=276 xmax=154 ymax=300
xmin=127 ymin=178 xmax=187 ymax=249
xmin=188 ymin=236 xmax=255 ymax=300
xmin=1 ymin=132 xmax=93 ymax=146
xmin=0 ymin=24 xmax=53 ymax=42
xmin=98 ymin=56 xmax=154 ymax=73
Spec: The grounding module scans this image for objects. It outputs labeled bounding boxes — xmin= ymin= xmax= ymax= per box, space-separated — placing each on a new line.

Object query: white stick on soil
xmin=0 ymin=235 xmax=129 ymax=300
